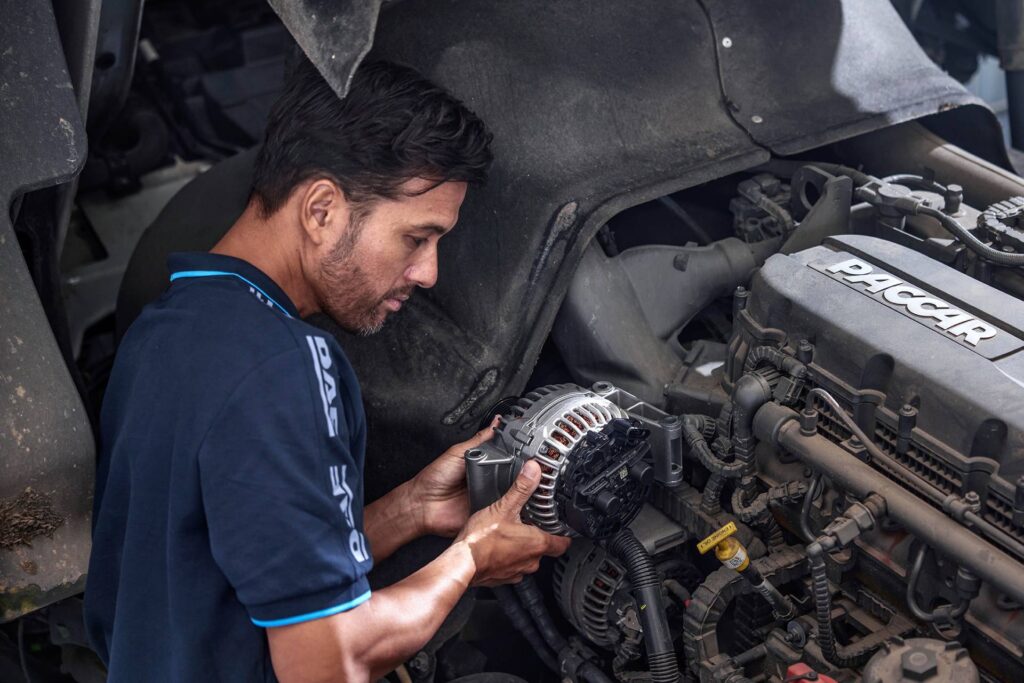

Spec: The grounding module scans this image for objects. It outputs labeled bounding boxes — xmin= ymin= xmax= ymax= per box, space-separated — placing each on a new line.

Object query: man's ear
xmin=300 ymin=179 xmax=347 ymax=246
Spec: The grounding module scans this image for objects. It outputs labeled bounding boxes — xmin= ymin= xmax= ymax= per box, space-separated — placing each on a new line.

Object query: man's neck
xmin=210 ymin=202 xmax=320 ymax=317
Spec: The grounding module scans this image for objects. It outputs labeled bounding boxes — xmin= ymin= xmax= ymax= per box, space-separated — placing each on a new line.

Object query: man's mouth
xmin=383 ymin=293 xmax=411 ymax=312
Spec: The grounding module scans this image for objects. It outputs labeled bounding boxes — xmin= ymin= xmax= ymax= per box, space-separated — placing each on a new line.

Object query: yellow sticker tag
xmin=697 ymin=521 xmax=738 ymax=555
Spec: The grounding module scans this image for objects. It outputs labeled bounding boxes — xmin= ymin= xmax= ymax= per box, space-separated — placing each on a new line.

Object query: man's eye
xmin=408 ymin=236 xmax=427 ymax=248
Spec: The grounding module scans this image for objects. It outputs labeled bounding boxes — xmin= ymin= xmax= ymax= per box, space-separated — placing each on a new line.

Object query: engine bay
xmin=469 ymin=162 xmax=1024 ymax=683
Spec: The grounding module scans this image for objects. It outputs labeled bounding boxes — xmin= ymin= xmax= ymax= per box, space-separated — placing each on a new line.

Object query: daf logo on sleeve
xmin=823 ymin=259 xmax=997 ymax=347
xmin=307 ymin=335 xmax=339 ymax=438
xmin=329 ymin=465 xmax=370 ymax=564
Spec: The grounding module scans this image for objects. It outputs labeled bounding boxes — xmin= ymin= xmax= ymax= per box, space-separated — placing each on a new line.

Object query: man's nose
xmin=405 ymin=245 xmax=439 ymax=289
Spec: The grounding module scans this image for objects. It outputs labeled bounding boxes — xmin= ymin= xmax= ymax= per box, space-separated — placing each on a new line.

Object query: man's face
xmin=313 ymin=178 xmax=467 ymax=335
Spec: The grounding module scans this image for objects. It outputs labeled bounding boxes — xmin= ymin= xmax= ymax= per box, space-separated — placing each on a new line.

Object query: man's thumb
xmin=465 ymin=416 xmax=500 ymax=449
xmin=498 ymin=459 xmax=541 ymax=514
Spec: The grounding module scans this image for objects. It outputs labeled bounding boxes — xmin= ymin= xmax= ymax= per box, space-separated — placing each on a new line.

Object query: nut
xmin=901 ymin=648 xmax=938 ymax=681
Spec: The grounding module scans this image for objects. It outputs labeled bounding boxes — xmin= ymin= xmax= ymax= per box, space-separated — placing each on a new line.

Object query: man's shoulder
xmin=119 ymin=279 xmax=358 ymax=398
xmin=135 ymin=277 xmax=304 ymax=351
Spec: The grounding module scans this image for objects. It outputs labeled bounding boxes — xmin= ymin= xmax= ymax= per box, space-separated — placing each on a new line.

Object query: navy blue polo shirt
xmin=85 ymin=252 xmax=373 ymax=682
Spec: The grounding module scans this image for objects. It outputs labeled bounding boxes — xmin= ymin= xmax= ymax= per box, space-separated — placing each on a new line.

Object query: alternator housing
xmin=465 ymin=384 xmax=652 ymax=538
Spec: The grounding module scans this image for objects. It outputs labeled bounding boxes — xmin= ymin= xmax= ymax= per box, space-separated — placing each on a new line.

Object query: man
xmin=85 ymin=56 xmax=570 ymax=682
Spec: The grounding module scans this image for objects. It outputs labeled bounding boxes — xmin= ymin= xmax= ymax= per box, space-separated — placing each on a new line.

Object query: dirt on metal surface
xmin=0 ymin=487 xmax=65 ymax=550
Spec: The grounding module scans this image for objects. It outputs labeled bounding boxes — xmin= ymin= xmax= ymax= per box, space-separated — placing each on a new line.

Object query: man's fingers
xmin=546 ymin=534 xmax=572 ymax=557
xmin=463 ymin=416 xmax=500 ymax=449
xmin=496 ymin=459 xmax=541 ymax=514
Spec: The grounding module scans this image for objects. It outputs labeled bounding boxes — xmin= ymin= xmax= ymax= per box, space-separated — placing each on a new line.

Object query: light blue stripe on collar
xmin=169 ymin=270 xmax=294 ymax=319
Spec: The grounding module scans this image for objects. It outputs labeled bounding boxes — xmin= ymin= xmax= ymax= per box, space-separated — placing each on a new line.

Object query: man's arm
xmin=267 ymin=461 xmax=569 ymax=683
xmin=362 ymin=420 xmax=498 ymax=563
xmin=361 ymin=481 xmax=420 ymax=563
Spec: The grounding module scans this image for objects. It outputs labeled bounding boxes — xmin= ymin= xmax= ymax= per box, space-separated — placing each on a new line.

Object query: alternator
xmin=465 ymin=384 xmax=653 ymax=538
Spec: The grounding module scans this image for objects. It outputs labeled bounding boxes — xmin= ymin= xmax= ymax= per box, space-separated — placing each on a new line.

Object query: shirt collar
xmin=166 ymin=252 xmax=300 ymax=319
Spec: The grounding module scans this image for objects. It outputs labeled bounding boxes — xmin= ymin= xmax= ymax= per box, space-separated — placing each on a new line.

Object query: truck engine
xmin=466 ymin=166 xmax=1024 ymax=683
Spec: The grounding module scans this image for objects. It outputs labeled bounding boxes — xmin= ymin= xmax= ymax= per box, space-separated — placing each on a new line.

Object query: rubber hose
xmin=743 ymin=346 xmax=807 ymax=380
xmin=682 ymin=419 xmax=744 ymax=478
xmin=808 ymin=543 xmax=874 ymax=668
xmin=762 ymin=516 xmax=786 ymax=550
xmin=702 ymin=472 xmax=726 ymax=514
xmin=717 ymin=401 xmax=733 ymax=438
xmin=513 ymin=579 xmax=568 ymax=652
xmin=918 ymin=205 xmax=1024 ymax=266
xmin=493 ymin=586 xmax=559 ymax=672
xmin=513 ymin=579 xmax=616 ymax=683
xmin=608 ymin=529 xmax=680 ymax=683
xmin=731 ymin=374 xmax=774 ymax=471
xmin=683 ymin=413 xmax=717 ymax=441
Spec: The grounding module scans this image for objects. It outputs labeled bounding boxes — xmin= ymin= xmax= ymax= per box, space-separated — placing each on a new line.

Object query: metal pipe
xmin=753 ymin=403 xmax=1024 ymax=606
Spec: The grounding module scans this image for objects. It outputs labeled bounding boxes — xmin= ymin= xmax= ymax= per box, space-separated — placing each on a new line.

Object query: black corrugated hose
xmin=807 ymin=541 xmax=875 ymax=668
xmin=607 ymin=529 xmax=681 ymax=683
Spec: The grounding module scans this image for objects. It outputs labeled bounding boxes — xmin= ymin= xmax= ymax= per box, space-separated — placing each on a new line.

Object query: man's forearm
xmin=268 ymin=540 xmax=475 ymax=683
xmin=363 ymin=481 xmax=424 ymax=563
xmin=355 ymin=541 xmax=475 ymax=680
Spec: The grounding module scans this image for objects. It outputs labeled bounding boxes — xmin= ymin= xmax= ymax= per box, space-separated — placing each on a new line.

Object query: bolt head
xmin=901 ymin=648 xmax=938 ymax=680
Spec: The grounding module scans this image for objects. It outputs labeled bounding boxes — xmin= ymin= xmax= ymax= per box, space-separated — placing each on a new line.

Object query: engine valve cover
xmin=733 ymin=234 xmax=1024 ymax=549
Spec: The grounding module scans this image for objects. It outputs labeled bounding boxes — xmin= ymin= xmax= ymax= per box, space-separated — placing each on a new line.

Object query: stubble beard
xmin=317 ymin=220 xmax=410 ymax=336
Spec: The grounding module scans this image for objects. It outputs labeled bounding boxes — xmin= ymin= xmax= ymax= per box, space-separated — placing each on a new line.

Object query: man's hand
xmin=363 ymin=418 xmax=500 ymax=564
xmin=410 ymin=417 xmax=500 ymax=538
xmin=455 ymin=459 xmax=572 ymax=586
xmin=268 ymin=460 xmax=570 ymax=683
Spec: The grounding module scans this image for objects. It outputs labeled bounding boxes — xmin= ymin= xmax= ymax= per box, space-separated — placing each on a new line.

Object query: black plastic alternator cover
xmin=555 ymin=418 xmax=653 ymax=539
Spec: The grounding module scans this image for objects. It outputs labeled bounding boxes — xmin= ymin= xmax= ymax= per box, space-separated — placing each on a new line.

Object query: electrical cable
xmin=917 ymin=205 xmax=1024 ymax=266
xmin=799 ymin=473 xmax=824 ymax=542
xmin=807 ymin=540 xmax=876 ymax=668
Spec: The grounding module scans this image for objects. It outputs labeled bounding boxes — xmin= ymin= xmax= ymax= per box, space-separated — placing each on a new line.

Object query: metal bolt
xmin=796 ymin=339 xmax=814 ymax=364
xmin=409 ymin=652 xmax=430 ymax=673
xmin=722 ymin=37 xmax=733 ymax=48
xmin=944 ymin=183 xmax=963 ymax=214
xmin=901 ymin=648 xmax=938 ymax=680
xmin=751 ymin=115 xmax=763 ymax=124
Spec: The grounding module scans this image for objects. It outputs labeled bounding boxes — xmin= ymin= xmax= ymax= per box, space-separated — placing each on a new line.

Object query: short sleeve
xmin=198 ymin=345 xmax=373 ymax=628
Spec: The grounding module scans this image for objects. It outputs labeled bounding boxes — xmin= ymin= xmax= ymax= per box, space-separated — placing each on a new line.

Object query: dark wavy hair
xmin=251 ymin=57 xmax=493 ymax=217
